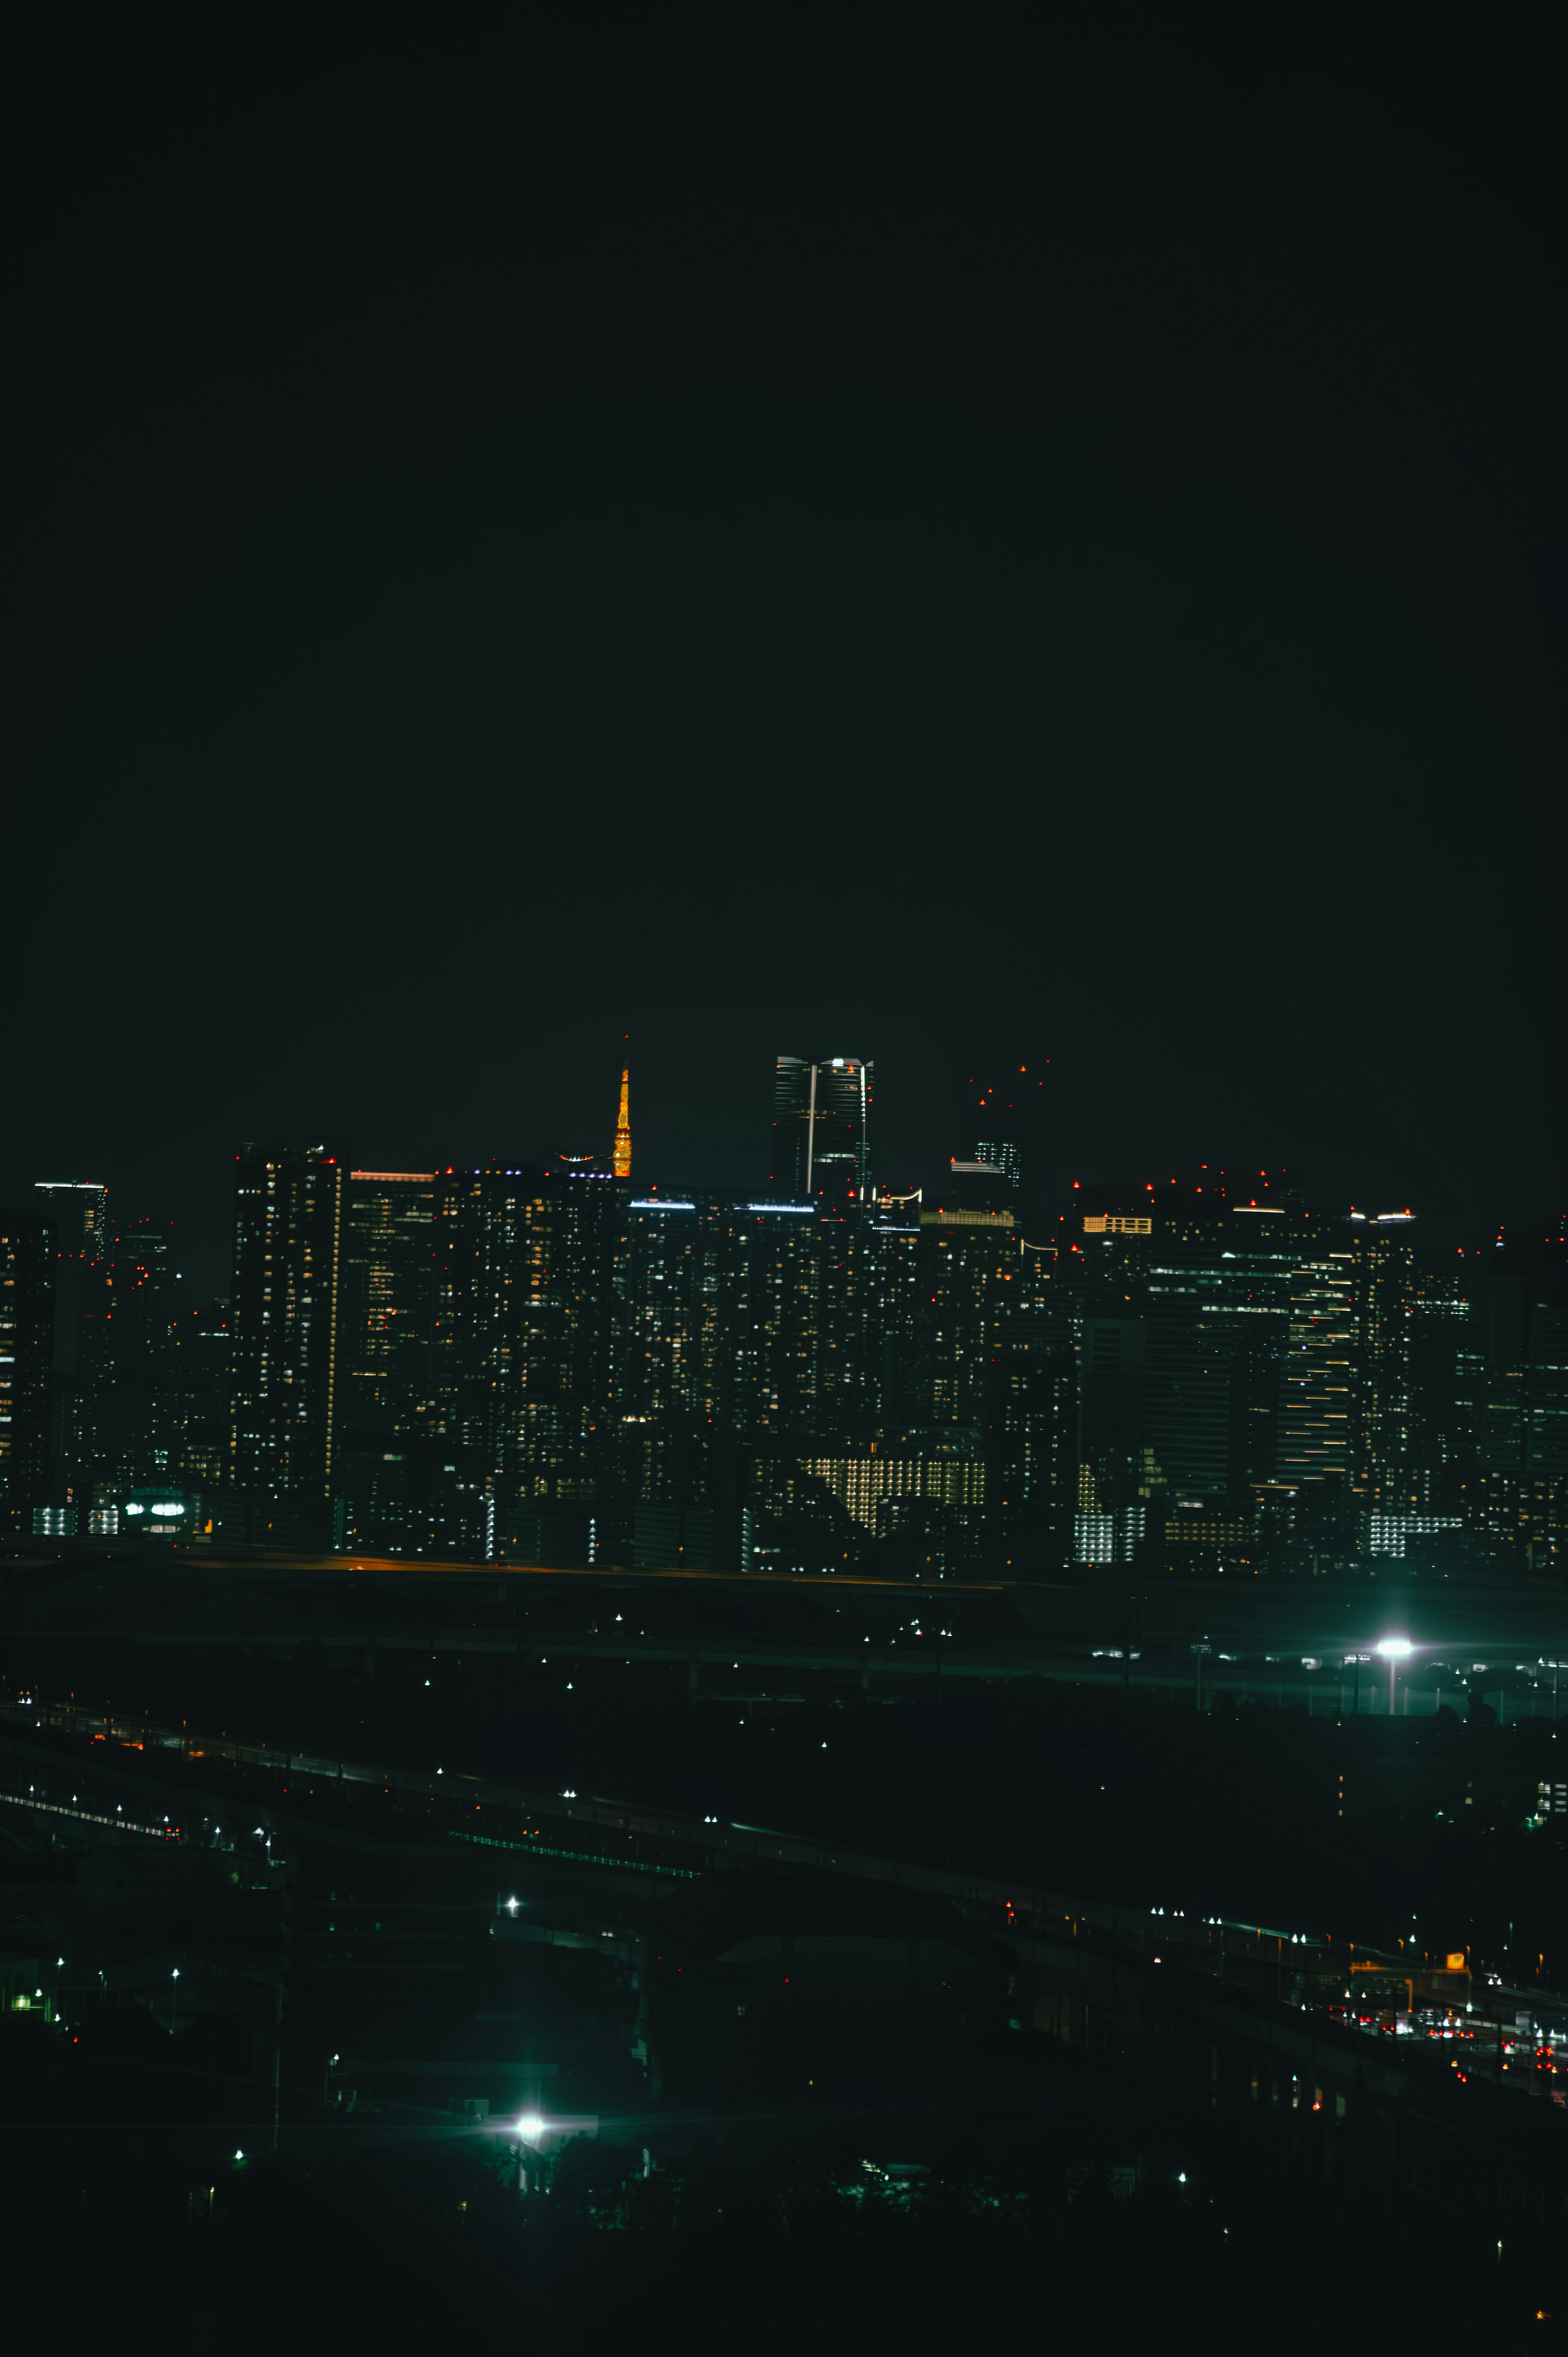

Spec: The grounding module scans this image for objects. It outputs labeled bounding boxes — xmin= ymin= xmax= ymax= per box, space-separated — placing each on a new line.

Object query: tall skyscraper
xmin=916 ymin=1202 xmax=1017 ymax=1428
xmin=106 ymin=1216 xmax=180 ymax=1486
xmin=229 ymin=1140 xmax=349 ymax=1512
xmin=1063 ymin=1189 xmax=1418 ymax=1567
xmin=163 ymin=1298 xmax=232 ymax=1492
xmin=33 ymin=1179 xmax=111 ymax=1505
xmin=432 ymin=1163 xmax=628 ymax=1525
xmin=1143 ymin=1202 xmax=1298 ymax=1501
xmin=986 ymin=1242 xmax=1077 ymax=1572
xmin=0 ymin=1208 xmax=53 ymax=1532
xmin=970 ymin=1064 xmax=1041 ymax=1229
xmin=613 ymin=1069 xmax=632 ymax=1179
xmin=338 ymin=1171 xmax=437 ymax=1442
xmin=771 ymin=1055 xmax=872 ymax=1202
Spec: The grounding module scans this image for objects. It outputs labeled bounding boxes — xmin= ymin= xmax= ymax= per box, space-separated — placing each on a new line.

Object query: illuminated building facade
xmin=432 ymin=1164 xmax=628 ymax=1520
xmin=613 ymin=1070 xmax=632 ymax=1180
xmin=986 ymin=1245 xmax=1077 ymax=1572
xmin=851 ymin=1216 xmax=921 ymax=1428
xmin=771 ymin=1055 xmax=873 ymax=1203
xmin=615 ymin=1197 xmax=726 ymax=1424
xmin=1365 ymin=1510 xmax=1464 ymax=1558
xmin=0 ymin=1206 xmax=53 ymax=1532
xmin=1349 ymin=1213 xmax=1416 ymax=1490
xmin=916 ymin=1206 xmax=1016 ymax=1428
xmin=229 ymin=1140 xmax=349 ymax=1507
xmin=733 ymin=1200 xmax=827 ymax=1434
xmin=88 ymin=1064 xmax=1541 ymax=1575
xmin=802 ymin=1441 xmax=987 ymax=1527
xmin=1143 ymin=1206 xmax=1298 ymax=1500
xmin=1277 ymin=1231 xmax=1357 ymax=1500
xmin=339 ymin=1172 xmax=437 ymax=1441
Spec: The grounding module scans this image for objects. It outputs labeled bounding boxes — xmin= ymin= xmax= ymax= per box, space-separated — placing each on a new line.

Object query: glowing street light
xmin=516 ymin=2113 xmax=546 ymax=2143
xmin=1377 ymin=1637 xmax=1412 ymax=1716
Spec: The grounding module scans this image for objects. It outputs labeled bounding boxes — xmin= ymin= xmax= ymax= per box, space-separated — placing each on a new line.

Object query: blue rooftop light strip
xmin=745 ymin=1202 xmax=817 ymax=1213
xmin=630 ymin=1200 xmax=695 ymax=1210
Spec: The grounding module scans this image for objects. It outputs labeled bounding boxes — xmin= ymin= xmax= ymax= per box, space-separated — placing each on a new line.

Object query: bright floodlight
xmin=517 ymin=2114 xmax=546 ymax=2142
xmin=1376 ymin=1638 xmax=1413 ymax=1659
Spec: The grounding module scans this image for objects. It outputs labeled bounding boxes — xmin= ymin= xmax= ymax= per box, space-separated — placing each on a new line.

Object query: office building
xmin=1479 ymin=1233 xmax=1568 ymax=1477
xmin=1143 ymin=1203 xmax=1298 ymax=1499
xmin=1349 ymin=1212 xmax=1416 ymax=1490
xmin=971 ymin=1064 xmax=1038 ymax=1225
xmin=34 ymin=1178 xmax=111 ymax=1506
xmin=945 ymin=1160 xmax=1016 ymax=1215
xmin=1276 ymin=1224 xmax=1358 ymax=1517
xmin=105 ymin=1215 xmax=180 ymax=1487
xmin=1273 ymin=1210 xmax=1416 ymax=1543
xmin=771 ymin=1056 xmax=872 ymax=1203
xmin=1404 ymin=1265 xmax=1479 ymax=1501
xmin=163 ymin=1298 xmax=232 ymax=1491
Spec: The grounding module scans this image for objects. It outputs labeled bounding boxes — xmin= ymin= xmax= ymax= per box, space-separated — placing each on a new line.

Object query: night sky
xmin=11 ymin=22 xmax=1564 ymax=1297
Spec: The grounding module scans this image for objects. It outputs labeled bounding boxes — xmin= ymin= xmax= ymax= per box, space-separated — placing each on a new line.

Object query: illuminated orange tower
xmin=613 ymin=1068 xmax=632 ymax=1178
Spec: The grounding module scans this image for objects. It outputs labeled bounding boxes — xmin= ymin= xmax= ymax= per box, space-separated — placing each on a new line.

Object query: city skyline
xmin=5 ymin=22 xmax=1565 ymax=2326
xmin=6 ymin=1061 xmax=1562 ymax=1583
xmin=11 ymin=1046 xmax=1561 ymax=1313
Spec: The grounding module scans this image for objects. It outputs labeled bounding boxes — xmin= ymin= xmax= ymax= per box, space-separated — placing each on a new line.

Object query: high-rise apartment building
xmin=0 ymin=1208 xmax=53 ymax=1531
xmin=616 ymin=1195 xmax=728 ymax=1425
xmin=229 ymin=1140 xmax=349 ymax=1510
xmin=338 ymin=1171 xmax=437 ymax=1442
xmin=432 ymin=1164 xmax=627 ymax=1521
xmin=771 ymin=1056 xmax=872 ymax=1202
xmin=849 ymin=1215 xmax=922 ymax=1428
xmin=33 ymin=1179 xmax=111 ymax=1505
xmin=916 ymin=1204 xmax=1016 ymax=1428
xmin=987 ymin=1244 xmax=1076 ymax=1572
xmin=733 ymin=1198 xmax=828 ymax=1434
